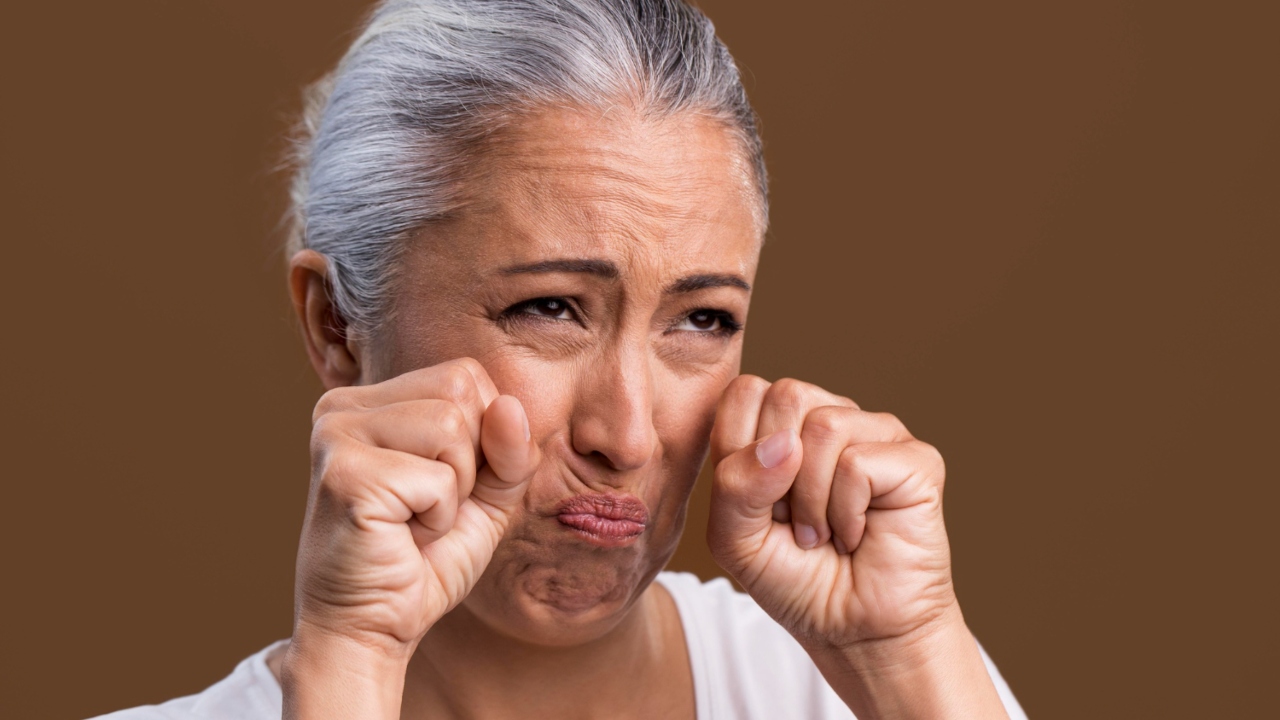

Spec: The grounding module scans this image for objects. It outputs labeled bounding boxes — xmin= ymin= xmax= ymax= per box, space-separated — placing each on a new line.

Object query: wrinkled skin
xmin=283 ymin=105 xmax=1004 ymax=719
xmin=376 ymin=107 xmax=764 ymax=647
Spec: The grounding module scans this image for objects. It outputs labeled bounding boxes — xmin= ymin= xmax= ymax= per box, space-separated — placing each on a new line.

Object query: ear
xmin=288 ymin=249 xmax=363 ymax=389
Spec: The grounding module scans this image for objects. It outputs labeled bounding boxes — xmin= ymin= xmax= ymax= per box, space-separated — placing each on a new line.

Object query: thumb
xmin=472 ymin=395 xmax=539 ymax=522
xmin=707 ymin=429 xmax=803 ymax=568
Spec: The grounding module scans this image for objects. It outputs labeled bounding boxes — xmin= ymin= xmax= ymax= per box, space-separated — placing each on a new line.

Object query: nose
xmin=569 ymin=340 xmax=657 ymax=474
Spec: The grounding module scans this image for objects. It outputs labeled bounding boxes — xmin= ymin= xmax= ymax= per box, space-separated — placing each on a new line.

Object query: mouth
xmin=555 ymin=493 xmax=649 ymax=548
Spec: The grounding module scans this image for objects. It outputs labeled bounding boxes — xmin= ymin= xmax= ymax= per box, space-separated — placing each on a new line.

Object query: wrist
xmin=806 ymin=606 xmax=1008 ymax=720
xmin=281 ymin=626 xmax=413 ymax=720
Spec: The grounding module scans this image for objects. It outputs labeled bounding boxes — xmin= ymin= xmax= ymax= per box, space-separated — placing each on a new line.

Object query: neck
xmin=402 ymin=581 xmax=690 ymax=720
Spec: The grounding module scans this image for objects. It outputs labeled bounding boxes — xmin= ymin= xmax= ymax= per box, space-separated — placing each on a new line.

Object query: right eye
xmin=505 ymin=297 xmax=576 ymax=322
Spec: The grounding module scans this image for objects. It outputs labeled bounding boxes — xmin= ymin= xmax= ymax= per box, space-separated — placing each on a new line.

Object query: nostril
xmin=588 ymin=449 xmax=628 ymax=471
xmin=577 ymin=447 xmax=646 ymax=474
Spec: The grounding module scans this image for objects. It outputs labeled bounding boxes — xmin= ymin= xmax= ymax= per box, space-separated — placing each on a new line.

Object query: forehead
xmin=450 ymin=105 xmax=763 ymax=278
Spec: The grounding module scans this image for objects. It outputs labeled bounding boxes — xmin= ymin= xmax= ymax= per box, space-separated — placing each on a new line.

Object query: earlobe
xmin=288 ymin=250 xmax=362 ymax=389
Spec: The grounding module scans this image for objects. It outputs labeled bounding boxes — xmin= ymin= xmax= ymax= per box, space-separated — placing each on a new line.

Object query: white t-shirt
xmin=93 ymin=571 xmax=1026 ymax=719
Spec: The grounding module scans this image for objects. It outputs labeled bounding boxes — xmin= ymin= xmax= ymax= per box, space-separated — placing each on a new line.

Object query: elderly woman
xmin=100 ymin=1 xmax=1025 ymax=718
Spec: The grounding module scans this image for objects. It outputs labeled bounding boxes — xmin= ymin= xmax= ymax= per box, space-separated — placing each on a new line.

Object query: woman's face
xmin=368 ymin=106 xmax=763 ymax=645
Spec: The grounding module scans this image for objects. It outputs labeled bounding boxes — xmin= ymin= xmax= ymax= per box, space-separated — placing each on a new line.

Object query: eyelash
xmin=500 ymin=297 xmax=742 ymax=337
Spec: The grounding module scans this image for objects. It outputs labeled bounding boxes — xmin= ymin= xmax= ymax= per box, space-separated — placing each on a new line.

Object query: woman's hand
xmin=706 ymin=374 xmax=952 ymax=644
xmin=282 ymin=358 xmax=539 ymax=718
xmin=706 ymin=375 xmax=1008 ymax=719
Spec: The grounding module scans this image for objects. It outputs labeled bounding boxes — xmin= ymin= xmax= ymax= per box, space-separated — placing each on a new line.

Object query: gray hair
xmin=287 ymin=0 xmax=767 ymax=342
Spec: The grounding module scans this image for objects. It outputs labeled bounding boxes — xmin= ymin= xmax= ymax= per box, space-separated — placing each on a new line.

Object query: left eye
xmin=676 ymin=310 xmax=727 ymax=332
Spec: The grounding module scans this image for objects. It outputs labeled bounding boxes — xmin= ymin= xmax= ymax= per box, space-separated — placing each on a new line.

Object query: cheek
xmin=475 ymin=351 xmax=577 ymax=436
xmin=374 ymin=312 xmax=482 ymax=381
xmin=645 ymin=372 xmax=731 ymax=553
xmin=654 ymin=367 xmax=735 ymax=466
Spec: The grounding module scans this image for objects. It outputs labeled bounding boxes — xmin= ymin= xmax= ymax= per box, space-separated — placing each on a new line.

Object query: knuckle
xmin=315 ymin=443 xmax=363 ymax=498
xmin=450 ymin=356 xmax=485 ymax=380
xmin=438 ymin=364 xmax=479 ymax=406
xmin=803 ymin=405 xmax=847 ymax=442
xmin=874 ymin=411 xmax=911 ymax=437
xmin=310 ymin=412 xmax=351 ymax=449
xmin=434 ymin=464 xmax=460 ymax=504
xmin=730 ymin=373 xmax=770 ymax=398
xmin=435 ymin=401 xmax=469 ymax=440
xmin=713 ymin=453 xmax=732 ymax=478
xmin=327 ymin=491 xmax=370 ymax=530
xmin=875 ymin=411 xmax=902 ymax=427
xmin=836 ymin=445 xmax=866 ymax=479
xmin=407 ymin=460 xmax=454 ymax=506
xmin=713 ymin=454 xmax=744 ymax=488
xmin=312 ymin=387 xmax=355 ymax=422
xmin=768 ymin=377 xmax=805 ymax=403
xmin=766 ymin=377 xmax=822 ymax=412
xmin=918 ymin=441 xmax=946 ymax=481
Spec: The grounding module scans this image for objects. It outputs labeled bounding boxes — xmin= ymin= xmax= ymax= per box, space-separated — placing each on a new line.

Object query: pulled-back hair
xmin=287 ymin=0 xmax=767 ymax=341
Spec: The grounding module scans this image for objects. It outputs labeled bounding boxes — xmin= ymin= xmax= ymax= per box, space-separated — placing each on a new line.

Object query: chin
xmin=459 ymin=515 xmax=679 ymax=647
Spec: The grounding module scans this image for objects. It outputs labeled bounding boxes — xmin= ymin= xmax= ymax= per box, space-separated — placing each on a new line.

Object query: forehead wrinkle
xmin=447 ymin=105 xmax=761 ymax=278
xmin=503 ymin=152 xmax=741 ymax=252
xmin=497 ymin=107 xmax=751 ymax=212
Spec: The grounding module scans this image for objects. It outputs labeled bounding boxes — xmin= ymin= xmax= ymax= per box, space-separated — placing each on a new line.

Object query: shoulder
xmin=656 ymin=570 xmax=818 ymax=669
xmin=89 ymin=640 xmax=285 ymax=720
xmin=656 ymin=571 xmax=855 ymax=720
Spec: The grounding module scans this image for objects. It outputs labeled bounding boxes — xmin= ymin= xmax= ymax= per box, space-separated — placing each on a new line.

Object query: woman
xmin=100 ymin=1 xmax=1025 ymax=718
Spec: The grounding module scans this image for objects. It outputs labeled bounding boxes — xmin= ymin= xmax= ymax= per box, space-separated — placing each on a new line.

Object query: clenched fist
xmin=707 ymin=375 xmax=1009 ymax=718
xmin=282 ymin=358 xmax=540 ymax=716
xmin=706 ymin=375 xmax=954 ymax=646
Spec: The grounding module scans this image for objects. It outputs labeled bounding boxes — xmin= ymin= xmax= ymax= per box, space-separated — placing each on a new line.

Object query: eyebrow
xmin=498 ymin=258 xmax=751 ymax=294
xmin=666 ymin=273 xmax=751 ymax=293
xmin=499 ymin=259 xmax=619 ymax=278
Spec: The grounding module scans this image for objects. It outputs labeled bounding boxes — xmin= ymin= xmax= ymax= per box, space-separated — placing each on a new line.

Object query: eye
xmin=673 ymin=309 xmax=742 ymax=335
xmin=503 ymin=297 xmax=577 ymax=322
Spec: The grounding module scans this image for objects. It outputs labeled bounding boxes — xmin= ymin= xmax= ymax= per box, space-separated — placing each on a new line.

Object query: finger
xmin=826 ymin=441 xmax=946 ymax=555
xmin=789 ymin=406 xmax=844 ymax=548
xmin=312 ymin=358 xmax=500 ymax=448
xmin=754 ymin=380 xmax=853 ymax=532
xmin=341 ymin=399 xmax=478 ymax=499
xmin=789 ymin=407 xmax=916 ymax=548
xmin=828 ymin=445 xmax=872 ymax=554
xmin=472 ymin=395 xmax=539 ymax=520
xmin=707 ymin=429 xmax=803 ymax=565
xmin=420 ymin=397 xmax=537 ymax=584
xmin=754 ymin=378 xmax=858 ymax=442
xmin=859 ymin=440 xmax=946 ymax=510
xmin=709 ymin=374 xmax=771 ymax=465
xmin=320 ymin=443 xmax=460 ymax=545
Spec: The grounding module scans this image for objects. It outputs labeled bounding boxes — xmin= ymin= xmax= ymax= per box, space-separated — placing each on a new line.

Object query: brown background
xmin=2 ymin=1 xmax=1276 ymax=718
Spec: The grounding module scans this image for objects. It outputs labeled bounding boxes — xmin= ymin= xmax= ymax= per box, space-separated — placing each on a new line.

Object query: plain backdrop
xmin=2 ymin=1 xmax=1276 ymax=718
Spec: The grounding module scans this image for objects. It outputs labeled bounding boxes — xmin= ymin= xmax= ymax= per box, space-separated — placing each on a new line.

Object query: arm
xmin=806 ymin=609 xmax=1007 ymax=720
xmin=280 ymin=631 xmax=409 ymax=720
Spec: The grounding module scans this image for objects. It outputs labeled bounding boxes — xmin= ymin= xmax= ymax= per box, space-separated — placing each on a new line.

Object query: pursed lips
xmin=554 ymin=492 xmax=649 ymax=548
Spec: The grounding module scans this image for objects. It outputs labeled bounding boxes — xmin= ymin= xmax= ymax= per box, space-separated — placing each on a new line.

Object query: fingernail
xmin=794 ymin=523 xmax=818 ymax=549
xmin=521 ymin=405 xmax=531 ymax=442
xmin=756 ymin=429 xmax=795 ymax=469
xmin=833 ymin=536 xmax=850 ymax=555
